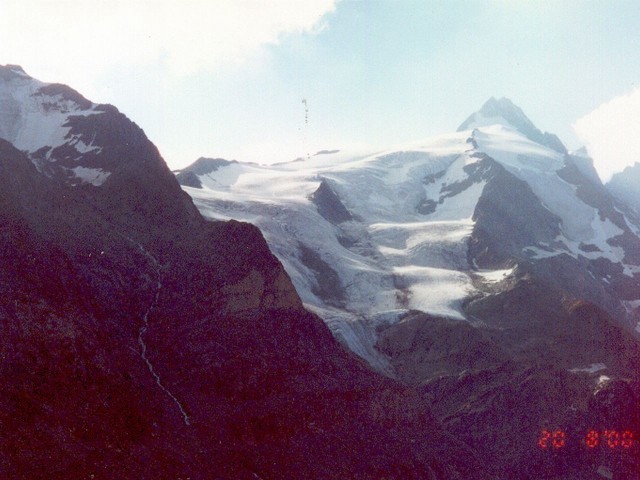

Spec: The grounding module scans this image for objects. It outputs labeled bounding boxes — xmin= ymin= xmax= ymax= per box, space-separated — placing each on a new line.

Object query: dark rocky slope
xmin=376 ymin=279 xmax=640 ymax=478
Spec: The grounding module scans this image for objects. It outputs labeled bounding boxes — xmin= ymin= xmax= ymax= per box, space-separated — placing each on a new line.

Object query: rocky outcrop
xmin=174 ymin=169 xmax=202 ymax=188
xmin=309 ymin=178 xmax=353 ymax=224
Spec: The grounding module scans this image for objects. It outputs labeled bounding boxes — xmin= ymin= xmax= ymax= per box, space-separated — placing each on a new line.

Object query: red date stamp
xmin=538 ymin=429 xmax=636 ymax=450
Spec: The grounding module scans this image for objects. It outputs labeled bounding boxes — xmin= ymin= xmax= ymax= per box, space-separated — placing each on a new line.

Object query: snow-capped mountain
xmin=178 ymin=97 xmax=640 ymax=372
xmin=0 ymin=65 xmax=489 ymax=479
xmin=458 ymin=96 xmax=567 ymax=154
xmin=0 ymin=64 xmax=111 ymax=185
xmin=2 ymin=64 xmax=637 ymax=479
xmin=178 ymin=97 xmax=640 ymax=478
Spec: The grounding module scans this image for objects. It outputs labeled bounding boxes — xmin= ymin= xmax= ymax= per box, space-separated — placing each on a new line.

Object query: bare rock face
xmin=468 ymin=156 xmax=562 ymax=268
xmin=309 ymin=178 xmax=353 ymax=224
xmin=221 ymin=268 xmax=302 ymax=314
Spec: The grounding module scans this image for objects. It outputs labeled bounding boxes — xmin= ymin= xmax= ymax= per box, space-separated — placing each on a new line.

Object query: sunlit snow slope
xmin=0 ymin=65 xmax=110 ymax=186
xmin=179 ymin=98 xmax=640 ymax=370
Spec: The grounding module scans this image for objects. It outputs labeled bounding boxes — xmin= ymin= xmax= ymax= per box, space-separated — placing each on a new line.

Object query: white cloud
xmin=573 ymin=87 xmax=640 ymax=182
xmin=0 ymin=0 xmax=336 ymax=91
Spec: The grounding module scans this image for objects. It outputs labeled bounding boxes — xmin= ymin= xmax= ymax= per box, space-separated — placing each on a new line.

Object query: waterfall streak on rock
xmin=131 ymin=239 xmax=191 ymax=426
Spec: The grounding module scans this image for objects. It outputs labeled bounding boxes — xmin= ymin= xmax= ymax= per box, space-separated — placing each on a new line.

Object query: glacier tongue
xmin=180 ymin=134 xmax=500 ymax=369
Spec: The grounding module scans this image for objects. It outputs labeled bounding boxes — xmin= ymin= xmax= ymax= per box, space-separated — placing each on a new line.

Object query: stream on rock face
xmin=131 ymin=238 xmax=191 ymax=426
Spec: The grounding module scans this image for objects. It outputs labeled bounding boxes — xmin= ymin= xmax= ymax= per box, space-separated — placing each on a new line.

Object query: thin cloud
xmin=1 ymin=1 xmax=337 ymax=83
xmin=573 ymin=87 xmax=640 ymax=182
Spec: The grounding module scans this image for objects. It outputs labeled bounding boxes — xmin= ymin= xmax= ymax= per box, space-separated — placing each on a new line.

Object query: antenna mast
xmin=302 ymin=98 xmax=309 ymax=160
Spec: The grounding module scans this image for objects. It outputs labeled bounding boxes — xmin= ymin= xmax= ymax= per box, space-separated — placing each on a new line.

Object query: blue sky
xmin=3 ymin=1 xmax=640 ymax=179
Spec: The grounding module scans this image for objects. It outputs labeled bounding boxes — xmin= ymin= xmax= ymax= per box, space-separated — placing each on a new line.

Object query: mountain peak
xmin=6 ymin=64 xmax=26 ymax=73
xmin=0 ymin=67 xmax=107 ymax=185
xmin=0 ymin=64 xmax=30 ymax=80
xmin=458 ymin=97 xmax=567 ymax=154
xmin=458 ymin=97 xmax=534 ymax=132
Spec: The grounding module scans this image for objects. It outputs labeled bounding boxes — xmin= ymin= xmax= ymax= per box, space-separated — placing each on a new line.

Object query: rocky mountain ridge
xmin=2 ymin=64 xmax=638 ymax=479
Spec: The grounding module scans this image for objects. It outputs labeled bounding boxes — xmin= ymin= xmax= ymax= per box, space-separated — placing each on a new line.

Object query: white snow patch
xmin=425 ymin=181 xmax=487 ymax=222
xmin=523 ymin=246 xmax=561 ymax=259
xmin=463 ymin=114 xmax=514 ymax=131
xmin=471 ymin=125 xmax=564 ymax=174
xmin=70 ymin=166 xmax=111 ymax=186
xmin=619 ymin=207 xmax=640 ymax=236
xmin=594 ymin=375 xmax=611 ymax=394
xmin=525 ymin=216 xmax=630 ymax=269
xmin=68 ymin=134 xmax=103 ymax=154
xmin=476 ymin=268 xmax=514 ymax=283
xmin=623 ymin=264 xmax=640 ymax=278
